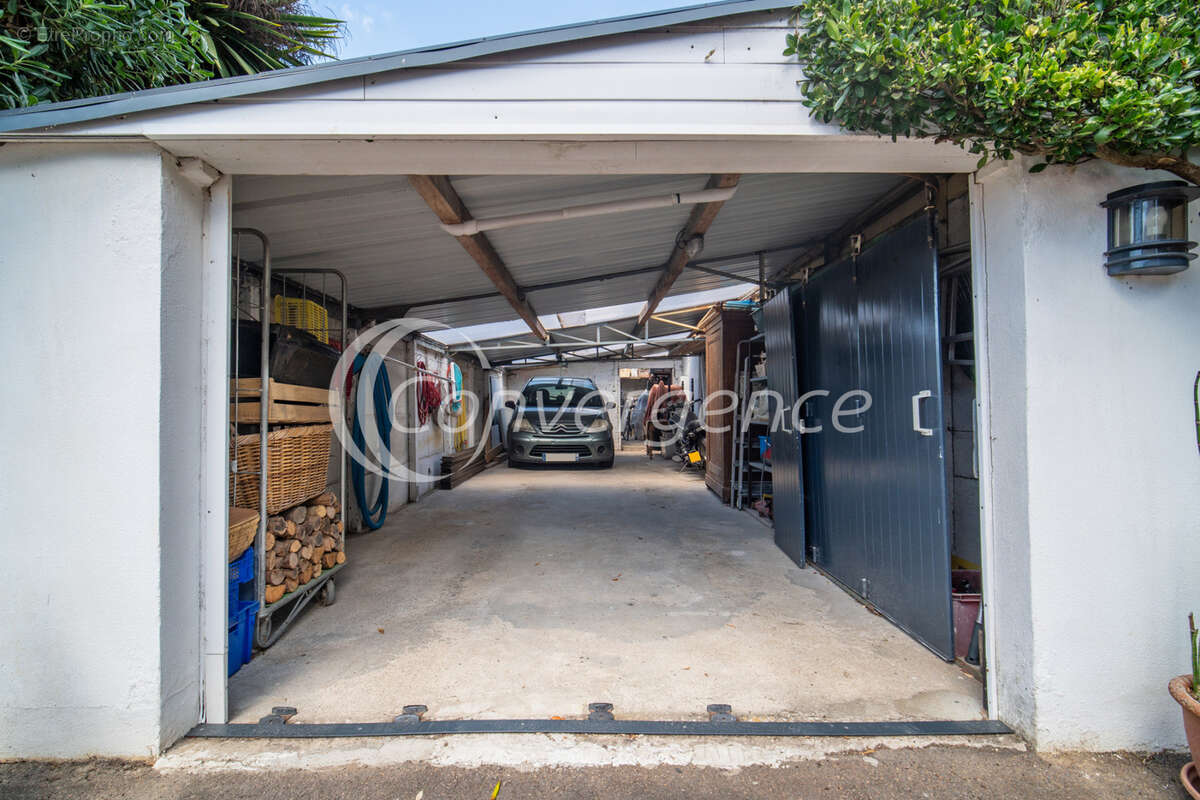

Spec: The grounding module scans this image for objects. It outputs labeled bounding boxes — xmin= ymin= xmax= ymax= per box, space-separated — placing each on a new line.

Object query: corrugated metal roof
xmin=233 ymin=176 xmax=497 ymax=309
xmin=0 ymin=0 xmax=785 ymax=132
xmin=458 ymin=294 xmax=735 ymax=365
xmin=457 ymin=174 xmax=709 ymax=294
xmin=231 ymin=171 xmax=909 ymax=330
xmin=231 ymin=172 xmax=907 ymax=330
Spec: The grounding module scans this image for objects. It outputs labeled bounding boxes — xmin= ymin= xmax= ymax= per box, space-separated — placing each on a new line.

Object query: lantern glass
xmin=1108 ymin=203 xmax=1132 ymax=250
xmin=1136 ymin=196 xmax=1186 ymax=241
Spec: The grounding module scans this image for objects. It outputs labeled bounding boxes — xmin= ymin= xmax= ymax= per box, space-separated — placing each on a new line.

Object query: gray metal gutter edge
xmin=0 ymin=0 xmax=789 ymax=134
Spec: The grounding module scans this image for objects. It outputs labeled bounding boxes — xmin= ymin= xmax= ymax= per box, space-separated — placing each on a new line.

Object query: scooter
xmin=669 ymin=400 xmax=706 ymax=470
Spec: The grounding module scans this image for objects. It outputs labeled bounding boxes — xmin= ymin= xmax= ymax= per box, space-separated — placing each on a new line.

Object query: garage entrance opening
xmin=227 ymin=452 xmax=985 ymax=725
xmin=218 ymin=171 xmax=991 ymax=732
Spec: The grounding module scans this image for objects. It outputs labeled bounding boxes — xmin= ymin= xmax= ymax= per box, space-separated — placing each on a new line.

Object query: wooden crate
xmin=231 ymin=378 xmax=333 ymax=424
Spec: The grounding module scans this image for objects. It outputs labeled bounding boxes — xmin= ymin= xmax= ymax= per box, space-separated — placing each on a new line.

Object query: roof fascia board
xmin=0 ymin=0 xmax=787 ymax=133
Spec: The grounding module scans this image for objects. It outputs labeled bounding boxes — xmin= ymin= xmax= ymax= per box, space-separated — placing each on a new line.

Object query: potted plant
xmin=1170 ymin=614 xmax=1200 ymax=796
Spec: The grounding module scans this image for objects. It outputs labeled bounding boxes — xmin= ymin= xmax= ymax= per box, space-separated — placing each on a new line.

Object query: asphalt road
xmin=1 ymin=746 xmax=1190 ymax=799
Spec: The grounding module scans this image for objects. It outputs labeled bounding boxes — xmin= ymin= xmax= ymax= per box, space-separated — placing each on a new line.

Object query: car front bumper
xmin=508 ymin=430 xmax=614 ymax=465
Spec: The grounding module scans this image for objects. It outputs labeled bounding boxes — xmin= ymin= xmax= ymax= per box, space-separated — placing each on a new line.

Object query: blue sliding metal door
xmin=763 ymin=287 xmax=804 ymax=565
xmin=800 ymin=215 xmax=954 ymax=660
xmin=799 ymin=249 xmax=864 ymax=592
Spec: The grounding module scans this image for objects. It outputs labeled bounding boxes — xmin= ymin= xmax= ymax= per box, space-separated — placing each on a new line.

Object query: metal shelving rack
xmin=731 ymin=333 xmax=771 ymax=510
xmin=231 ymin=228 xmax=348 ymax=650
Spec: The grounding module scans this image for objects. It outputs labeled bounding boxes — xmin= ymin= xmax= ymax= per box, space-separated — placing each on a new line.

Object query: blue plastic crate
xmin=228 ymin=547 xmax=256 ymax=622
xmin=228 ymin=601 xmax=259 ymax=677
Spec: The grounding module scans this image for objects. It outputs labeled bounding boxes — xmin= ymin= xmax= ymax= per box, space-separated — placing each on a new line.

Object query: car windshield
xmin=521 ymin=382 xmax=604 ymax=409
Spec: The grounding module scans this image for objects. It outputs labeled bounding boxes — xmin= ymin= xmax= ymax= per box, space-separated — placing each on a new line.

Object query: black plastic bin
xmin=231 ymin=321 xmax=339 ymax=388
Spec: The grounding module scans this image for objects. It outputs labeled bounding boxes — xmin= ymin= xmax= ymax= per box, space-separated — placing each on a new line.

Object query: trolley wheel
xmin=255 ymin=615 xmax=273 ymax=649
xmin=319 ymin=579 xmax=336 ymax=607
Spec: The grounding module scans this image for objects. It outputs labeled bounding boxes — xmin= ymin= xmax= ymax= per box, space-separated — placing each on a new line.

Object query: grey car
xmin=506 ymin=377 xmax=615 ymax=468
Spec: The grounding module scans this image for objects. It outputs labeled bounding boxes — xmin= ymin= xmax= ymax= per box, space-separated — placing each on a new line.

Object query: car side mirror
xmin=605 ymin=401 xmax=616 ymax=410
xmin=505 ymin=400 xmax=517 ymax=410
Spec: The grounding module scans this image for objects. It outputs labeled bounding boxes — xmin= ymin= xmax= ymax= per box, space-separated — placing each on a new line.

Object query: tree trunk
xmin=1097 ymin=145 xmax=1200 ymax=186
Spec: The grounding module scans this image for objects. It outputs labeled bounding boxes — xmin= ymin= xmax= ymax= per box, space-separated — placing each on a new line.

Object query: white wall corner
xmin=157 ymin=153 xmax=208 ymax=749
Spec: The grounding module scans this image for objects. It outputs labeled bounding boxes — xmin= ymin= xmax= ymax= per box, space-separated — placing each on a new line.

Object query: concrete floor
xmin=228 ymin=448 xmax=984 ymax=725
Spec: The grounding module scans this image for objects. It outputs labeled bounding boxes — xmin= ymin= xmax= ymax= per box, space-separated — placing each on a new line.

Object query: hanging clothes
xmin=417 ymin=358 xmax=443 ymax=426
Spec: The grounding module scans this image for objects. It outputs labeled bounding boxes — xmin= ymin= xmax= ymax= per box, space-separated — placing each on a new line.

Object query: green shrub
xmin=784 ymin=0 xmax=1200 ymax=184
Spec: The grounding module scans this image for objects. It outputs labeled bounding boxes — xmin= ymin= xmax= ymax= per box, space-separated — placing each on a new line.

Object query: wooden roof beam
xmin=407 ymin=175 xmax=549 ymax=341
xmin=635 ymin=173 xmax=740 ymax=330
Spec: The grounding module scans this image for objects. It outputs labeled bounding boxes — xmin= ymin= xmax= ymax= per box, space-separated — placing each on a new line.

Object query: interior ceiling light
xmin=439 ymin=186 xmax=738 ymax=237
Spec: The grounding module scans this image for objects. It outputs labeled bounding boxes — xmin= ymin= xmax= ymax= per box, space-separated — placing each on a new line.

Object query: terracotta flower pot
xmin=1170 ymin=675 xmax=1200 ymax=763
xmin=1180 ymin=763 xmax=1200 ymax=800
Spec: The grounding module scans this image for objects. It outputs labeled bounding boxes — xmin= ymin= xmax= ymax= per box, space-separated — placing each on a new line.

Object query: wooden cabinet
xmin=702 ymin=307 xmax=755 ymax=503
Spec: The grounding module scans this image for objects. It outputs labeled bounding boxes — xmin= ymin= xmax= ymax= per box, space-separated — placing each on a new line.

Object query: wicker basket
xmin=230 ymin=424 xmax=332 ymax=515
xmin=228 ymin=507 xmax=259 ymax=562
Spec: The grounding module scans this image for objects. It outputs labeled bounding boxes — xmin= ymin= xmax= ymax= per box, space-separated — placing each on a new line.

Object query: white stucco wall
xmin=0 ymin=143 xmax=175 ymax=757
xmin=978 ymin=159 xmax=1200 ymax=750
xmin=158 ymin=156 xmax=207 ymax=747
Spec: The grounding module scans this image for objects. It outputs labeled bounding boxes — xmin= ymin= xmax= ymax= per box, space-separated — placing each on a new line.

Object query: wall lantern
xmin=1101 ymin=180 xmax=1200 ymax=276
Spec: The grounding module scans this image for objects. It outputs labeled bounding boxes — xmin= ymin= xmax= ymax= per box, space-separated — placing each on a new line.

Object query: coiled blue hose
xmin=351 ymin=351 xmax=390 ymax=530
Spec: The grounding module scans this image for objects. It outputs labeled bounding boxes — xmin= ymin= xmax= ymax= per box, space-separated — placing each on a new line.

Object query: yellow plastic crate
xmin=272 ymin=296 xmax=329 ymax=344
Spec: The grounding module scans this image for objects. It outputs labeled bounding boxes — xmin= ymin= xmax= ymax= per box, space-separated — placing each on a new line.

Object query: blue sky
xmin=323 ymin=1 xmax=686 ymax=59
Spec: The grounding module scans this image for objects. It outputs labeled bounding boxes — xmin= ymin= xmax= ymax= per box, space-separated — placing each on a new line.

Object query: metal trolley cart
xmin=231 ymin=228 xmax=348 ymax=649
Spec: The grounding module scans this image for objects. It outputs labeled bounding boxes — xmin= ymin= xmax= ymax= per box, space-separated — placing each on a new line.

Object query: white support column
xmin=968 ymin=175 xmax=1001 ymax=721
xmin=200 ymin=175 xmax=232 ymax=723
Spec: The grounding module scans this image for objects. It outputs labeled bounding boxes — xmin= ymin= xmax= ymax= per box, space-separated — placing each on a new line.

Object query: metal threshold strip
xmin=190 ymin=718 xmax=1011 ymax=739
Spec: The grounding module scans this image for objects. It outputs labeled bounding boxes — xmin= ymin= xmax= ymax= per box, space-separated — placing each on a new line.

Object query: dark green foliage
xmin=784 ymin=0 xmax=1200 ymax=183
xmin=1 ymin=0 xmax=208 ymax=107
xmin=1 ymin=0 xmax=343 ymax=109
xmin=189 ymin=1 xmax=343 ymax=79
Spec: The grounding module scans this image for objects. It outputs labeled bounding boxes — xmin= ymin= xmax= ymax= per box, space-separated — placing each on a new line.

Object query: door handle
xmin=911 ymin=390 xmax=933 ymax=437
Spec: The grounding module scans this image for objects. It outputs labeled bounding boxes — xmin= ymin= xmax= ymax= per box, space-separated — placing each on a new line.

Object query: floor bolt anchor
xmin=395 ymin=704 xmax=428 ymax=725
xmin=588 ymin=702 xmax=614 ymax=721
xmin=707 ymin=704 xmax=736 ymax=722
xmin=259 ymin=706 xmax=298 ymax=725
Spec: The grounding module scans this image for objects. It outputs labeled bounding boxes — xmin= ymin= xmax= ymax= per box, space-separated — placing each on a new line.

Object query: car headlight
xmin=585 ymin=418 xmax=610 ymax=434
xmin=513 ymin=417 xmax=535 ymax=433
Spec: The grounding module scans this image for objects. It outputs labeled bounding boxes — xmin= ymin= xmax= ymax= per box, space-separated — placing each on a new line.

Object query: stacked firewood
xmin=263 ymin=491 xmax=345 ymax=604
